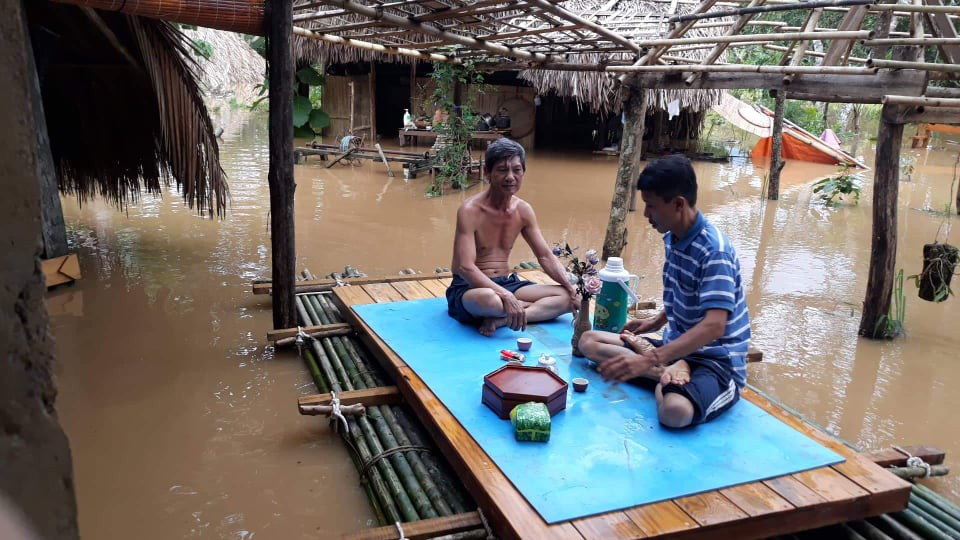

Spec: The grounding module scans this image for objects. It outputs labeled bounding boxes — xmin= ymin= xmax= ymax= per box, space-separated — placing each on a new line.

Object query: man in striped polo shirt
xmin=579 ymin=155 xmax=750 ymax=428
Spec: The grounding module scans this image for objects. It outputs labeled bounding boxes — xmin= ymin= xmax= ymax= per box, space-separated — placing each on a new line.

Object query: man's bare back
xmin=445 ymin=140 xmax=577 ymax=336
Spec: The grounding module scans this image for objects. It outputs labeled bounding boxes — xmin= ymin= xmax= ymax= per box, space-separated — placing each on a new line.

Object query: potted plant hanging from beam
xmin=908 ymin=152 xmax=959 ymax=303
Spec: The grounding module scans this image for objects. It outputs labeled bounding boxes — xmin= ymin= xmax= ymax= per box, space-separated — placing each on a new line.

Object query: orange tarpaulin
xmin=750 ymin=132 xmax=845 ymax=165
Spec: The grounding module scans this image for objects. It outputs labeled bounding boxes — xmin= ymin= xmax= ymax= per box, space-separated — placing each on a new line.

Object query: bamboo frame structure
xmin=670 ymin=0 xmax=875 ymax=22
xmin=882 ymin=95 xmax=960 ymax=108
xmin=868 ymin=58 xmax=960 ymax=73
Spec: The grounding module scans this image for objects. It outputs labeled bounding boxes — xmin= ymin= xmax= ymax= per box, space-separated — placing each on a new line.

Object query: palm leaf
xmin=129 ymin=16 xmax=228 ymax=217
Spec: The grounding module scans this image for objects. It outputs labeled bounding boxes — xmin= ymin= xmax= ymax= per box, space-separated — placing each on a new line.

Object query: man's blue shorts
xmin=445 ymin=273 xmax=535 ymax=325
xmin=635 ymin=337 xmax=741 ymax=425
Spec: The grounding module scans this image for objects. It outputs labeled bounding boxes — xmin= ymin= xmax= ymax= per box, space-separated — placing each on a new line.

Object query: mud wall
xmin=0 ymin=2 xmax=78 ymax=538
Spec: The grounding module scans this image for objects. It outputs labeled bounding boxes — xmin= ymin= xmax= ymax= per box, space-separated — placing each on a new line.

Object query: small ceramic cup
xmin=516 ymin=337 xmax=533 ymax=351
xmin=572 ymin=378 xmax=589 ymax=392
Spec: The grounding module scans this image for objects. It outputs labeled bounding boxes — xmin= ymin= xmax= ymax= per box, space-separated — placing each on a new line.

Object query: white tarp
xmin=711 ymin=93 xmax=772 ymax=137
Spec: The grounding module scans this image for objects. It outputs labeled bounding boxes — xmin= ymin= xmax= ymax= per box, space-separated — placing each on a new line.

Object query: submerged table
xmin=333 ymin=271 xmax=910 ymax=540
xmin=398 ymin=128 xmax=511 ymax=147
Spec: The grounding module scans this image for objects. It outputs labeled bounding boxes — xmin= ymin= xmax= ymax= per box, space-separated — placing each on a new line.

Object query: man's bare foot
xmin=620 ymin=333 xmax=656 ymax=354
xmin=479 ymin=317 xmax=507 ymax=337
xmin=660 ymin=359 xmax=691 ymax=386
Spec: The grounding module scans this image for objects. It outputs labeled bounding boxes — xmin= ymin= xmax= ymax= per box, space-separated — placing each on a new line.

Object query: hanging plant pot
xmin=918 ymin=242 xmax=959 ymax=302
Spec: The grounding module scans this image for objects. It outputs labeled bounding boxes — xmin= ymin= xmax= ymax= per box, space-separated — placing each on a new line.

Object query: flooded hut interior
xmin=5 ymin=0 xmax=960 ymax=538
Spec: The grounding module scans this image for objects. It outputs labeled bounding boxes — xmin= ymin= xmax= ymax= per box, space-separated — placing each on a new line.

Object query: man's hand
xmin=623 ymin=316 xmax=660 ymax=335
xmin=499 ymin=291 xmax=527 ymax=331
xmin=597 ymin=351 xmax=657 ymax=383
xmin=568 ymin=289 xmax=581 ymax=316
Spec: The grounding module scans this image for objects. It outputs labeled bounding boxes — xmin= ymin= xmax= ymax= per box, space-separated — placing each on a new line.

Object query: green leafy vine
xmin=427 ymin=60 xmax=485 ymax=196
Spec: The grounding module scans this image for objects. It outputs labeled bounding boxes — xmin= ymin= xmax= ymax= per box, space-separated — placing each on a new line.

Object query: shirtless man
xmin=446 ymin=139 xmax=578 ymax=336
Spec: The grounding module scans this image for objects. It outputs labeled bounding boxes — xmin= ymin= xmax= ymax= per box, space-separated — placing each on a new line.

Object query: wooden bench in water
xmin=332 ymin=272 xmax=911 ymax=539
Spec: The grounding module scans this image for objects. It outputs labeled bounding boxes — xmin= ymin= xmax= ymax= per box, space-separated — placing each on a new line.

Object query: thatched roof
xmin=290 ymin=0 xmax=727 ymax=114
xmin=28 ymin=3 xmax=227 ymax=216
xmin=184 ymin=27 xmax=266 ymax=106
xmin=515 ymin=1 xmax=727 ymax=114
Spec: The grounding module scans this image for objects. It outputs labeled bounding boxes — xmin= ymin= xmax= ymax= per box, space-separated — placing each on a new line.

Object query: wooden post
xmin=603 ymin=82 xmax=647 ymax=259
xmin=267 ymin=0 xmax=297 ymax=329
xmin=859 ymin=104 xmax=904 ymax=338
xmin=28 ymin=24 xmax=68 ymax=258
xmin=768 ymin=90 xmax=786 ymax=200
xmin=649 ymin=109 xmax=663 ymax=157
xmin=410 ymin=61 xmax=417 ymax=114
xmin=348 ymin=80 xmax=355 ymax=133
xmin=369 ymin=62 xmax=376 ymax=141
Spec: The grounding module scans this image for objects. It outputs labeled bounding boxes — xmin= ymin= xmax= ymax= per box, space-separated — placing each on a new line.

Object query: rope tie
xmin=359 ymin=445 xmax=432 ymax=481
xmin=328 ymin=391 xmax=349 ymax=434
xmin=894 ymin=445 xmax=933 ymax=478
xmin=478 ymin=508 xmax=496 ymax=540
xmin=394 ymin=521 xmax=407 ymax=540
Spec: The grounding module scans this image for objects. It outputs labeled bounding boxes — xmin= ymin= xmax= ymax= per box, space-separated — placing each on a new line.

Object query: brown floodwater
xmin=50 ymin=109 xmax=960 ymax=538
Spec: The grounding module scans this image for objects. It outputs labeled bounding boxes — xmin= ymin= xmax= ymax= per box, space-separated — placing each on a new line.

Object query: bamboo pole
xmin=868 ymin=3 xmax=960 ymax=14
xmin=882 ymin=95 xmax=960 ymax=107
xmin=910 ymin=493 xmax=960 ymax=530
xmin=80 ymin=7 xmax=141 ymax=68
xmin=869 ymin=59 xmax=960 ymax=73
xmin=292 ymin=27 xmax=461 ymax=64
xmin=632 ymin=29 xmax=870 ymax=47
xmin=670 ymin=0 xmax=874 ymax=23
xmin=913 ymin=483 xmax=960 ymax=521
xmin=908 ymin=502 xmax=960 ymax=537
xmin=763 ymin=43 xmax=868 ymax=63
xmin=863 ymin=37 xmax=960 ymax=46
xmin=768 ymin=91 xmax=785 ymax=200
xmin=858 ymin=104 xmax=902 ymax=339
xmin=873 ymin=514 xmax=924 ymax=540
xmin=607 ymin=64 xmax=876 ymax=75
xmin=886 ymin=465 xmax=950 ymax=479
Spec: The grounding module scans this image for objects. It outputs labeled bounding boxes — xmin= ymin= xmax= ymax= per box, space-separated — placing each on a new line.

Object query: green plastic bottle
xmin=593 ymin=257 xmax=639 ymax=333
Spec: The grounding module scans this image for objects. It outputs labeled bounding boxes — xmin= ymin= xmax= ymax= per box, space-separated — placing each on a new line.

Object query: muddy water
xmin=51 ymin=109 xmax=960 ymax=538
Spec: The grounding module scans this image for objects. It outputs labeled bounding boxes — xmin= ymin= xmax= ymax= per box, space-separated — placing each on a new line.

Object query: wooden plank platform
xmin=42 ymin=252 xmax=81 ymax=288
xmin=332 ymin=274 xmax=911 ymax=540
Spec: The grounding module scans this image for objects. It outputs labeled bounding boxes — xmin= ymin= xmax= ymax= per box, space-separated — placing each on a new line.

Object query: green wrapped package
xmin=509 ymin=402 xmax=551 ymax=442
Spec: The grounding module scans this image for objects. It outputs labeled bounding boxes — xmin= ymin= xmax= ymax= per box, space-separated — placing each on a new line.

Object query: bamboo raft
xmin=270 ymin=271 xmax=929 ymax=539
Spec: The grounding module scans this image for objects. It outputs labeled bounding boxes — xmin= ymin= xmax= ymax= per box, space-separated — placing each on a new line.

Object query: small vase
xmin=571 ymin=296 xmax=592 ymax=357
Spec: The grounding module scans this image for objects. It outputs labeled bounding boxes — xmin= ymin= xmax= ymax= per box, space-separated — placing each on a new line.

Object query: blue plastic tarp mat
xmin=354 ymin=297 xmax=843 ymax=524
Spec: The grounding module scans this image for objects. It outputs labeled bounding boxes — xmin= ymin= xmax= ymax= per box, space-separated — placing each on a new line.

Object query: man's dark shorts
xmin=446 ymin=273 xmax=535 ymax=325
xmin=633 ymin=337 xmax=741 ymax=425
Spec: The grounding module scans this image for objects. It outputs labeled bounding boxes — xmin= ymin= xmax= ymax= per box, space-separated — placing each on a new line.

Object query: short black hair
xmin=636 ymin=155 xmax=698 ymax=207
xmin=484 ymin=138 xmax=525 ymax=173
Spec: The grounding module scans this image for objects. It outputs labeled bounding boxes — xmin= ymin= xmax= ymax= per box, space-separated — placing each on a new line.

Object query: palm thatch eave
xmin=29 ymin=3 xmax=228 ymax=217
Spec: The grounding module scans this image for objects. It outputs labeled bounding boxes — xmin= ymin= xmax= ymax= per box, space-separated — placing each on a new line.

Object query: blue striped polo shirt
xmin=661 ymin=211 xmax=751 ymax=387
